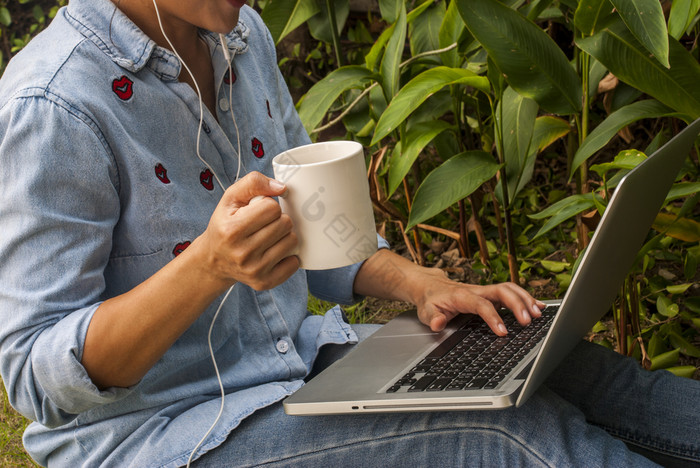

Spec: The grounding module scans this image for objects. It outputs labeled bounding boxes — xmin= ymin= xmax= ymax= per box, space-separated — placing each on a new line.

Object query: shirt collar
xmin=65 ymin=0 xmax=249 ymax=81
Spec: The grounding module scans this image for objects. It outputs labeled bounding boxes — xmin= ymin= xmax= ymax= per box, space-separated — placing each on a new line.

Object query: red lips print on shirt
xmin=252 ymin=138 xmax=264 ymax=158
xmin=200 ymin=169 xmax=214 ymax=191
xmin=112 ymin=75 xmax=134 ymax=100
xmin=173 ymin=241 xmax=191 ymax=256
xmin=155 ymin=163 xmax=170 ymax=184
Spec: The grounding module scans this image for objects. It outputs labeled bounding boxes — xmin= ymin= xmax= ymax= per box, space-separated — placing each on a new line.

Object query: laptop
xmin=284 ymin=118 xmax=700 ymax=415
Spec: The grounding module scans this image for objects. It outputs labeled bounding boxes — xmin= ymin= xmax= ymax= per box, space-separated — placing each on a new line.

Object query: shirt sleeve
xmin=306 ymin=234 xmax=390 ymax=305
xmin=0 ymin=94 xmax=132 ymax=428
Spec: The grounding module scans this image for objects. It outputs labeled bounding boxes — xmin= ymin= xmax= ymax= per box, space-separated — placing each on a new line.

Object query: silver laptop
xmin=284 ymin=118 xmax=700 ymax=415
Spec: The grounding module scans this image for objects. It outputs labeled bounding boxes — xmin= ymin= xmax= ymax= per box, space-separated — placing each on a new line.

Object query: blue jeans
xmin=194 ymin=325 xmax=700 ymax=467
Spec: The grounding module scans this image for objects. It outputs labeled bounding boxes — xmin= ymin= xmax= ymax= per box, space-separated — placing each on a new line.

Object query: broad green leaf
xmin=260 ymin=0 xmax=320 ymax=44
xmin=407 ymin=151 xmax=501 ymax=230
xmin=570 ymin=100 xmax=676 ymax=176
xmin=409 ymin=2 xmax=444 ymax=58
xmin=657 ymin=295 xmax=679 ymax=318
xmin=365 ymin=25 xmax=394 ymax=71
xmin=522 ymin=0 xmax=556 ymax=21
xmin=574 ymin=0 xmax=614 ymax=36
xmin=666 ymin=182 xmax=700 ymax=202
xmin=576 ymin=19 xmax=700 ymax=119
xmin=529 ymin=194 xmax=599 ymax=239
xmin=590 ymin=149 xmax=647 ymax=178
xmin=648 ymin=332 xmax=666 ymax=358
xmin=541 ymin=260 xmax=571 ymax=273
xmin=307 ymin=0 xmax=349 ymax=44
xmin=387 ymin=120 xmax=453 ymax=197
xmin=652 ymin=213 xmax=700 ymax=242
xmin=457 ymin=0 xmax=582 ymax=114
xmin=380 ymin=4 xmax=407 ymax=101
xmin=297 ymin=66 xmax=377 ymax=134
xmin=371 ymin=67 xmax=488 ymax=145
xmin=667 ymin=283 xmax=694 ymax=295
xmin=513 ymin=115 xmax=570 ymax=196
xmin=379 ymin=0 xmax=402 ymax=23
xmin=0 ymin=7 xmax=11 ymax=27
xmin=438 ymin=0 xmax=465 ymax=68
xmin=668 ymin=331 xmax=700 ymax=358
xmin=497 ymin=87 xmax=538 ymax=200
xmin=609 ymin=0 xmax=669 ymax=67
xmin=665 ymin=366 xmax=698 ymax=378
xmin=650 ymin=348 xmax=680 ymax=370
xmin=668 ymin=0 xmax=700 ymax=40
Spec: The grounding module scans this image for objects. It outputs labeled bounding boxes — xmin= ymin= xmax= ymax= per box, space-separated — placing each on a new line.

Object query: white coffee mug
xmin=272 ymin=141 xmax=378 ymax=270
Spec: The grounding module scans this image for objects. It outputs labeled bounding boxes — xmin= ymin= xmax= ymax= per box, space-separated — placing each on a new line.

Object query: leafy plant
xmin=258 ymin=0 xmax=700 ymax=374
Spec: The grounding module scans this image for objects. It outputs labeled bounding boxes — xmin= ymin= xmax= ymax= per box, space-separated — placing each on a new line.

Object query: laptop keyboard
xmin=385 ymin=305 xmax=557 ymax=393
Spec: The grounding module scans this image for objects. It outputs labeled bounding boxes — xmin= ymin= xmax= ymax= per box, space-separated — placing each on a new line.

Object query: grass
xmin=1 ymin=379 xmax=36 ymax=467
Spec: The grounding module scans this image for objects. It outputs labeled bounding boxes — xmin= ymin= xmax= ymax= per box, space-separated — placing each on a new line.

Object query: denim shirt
xmin=0 ymin=1 xmax=387 ymax=466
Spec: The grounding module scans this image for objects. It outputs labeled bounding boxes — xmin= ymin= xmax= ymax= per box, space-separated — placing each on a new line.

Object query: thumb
xmin=222 ymin=171 xmax=287 ymax=209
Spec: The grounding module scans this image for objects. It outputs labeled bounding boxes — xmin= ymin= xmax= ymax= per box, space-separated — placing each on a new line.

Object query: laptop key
xmin=426 ymin=378 xmax=453 ymax=391
xmin=408 ymin=375 xmax=436 ymax=392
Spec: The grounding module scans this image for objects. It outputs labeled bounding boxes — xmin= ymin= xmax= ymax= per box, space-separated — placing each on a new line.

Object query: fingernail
xmin=532 ymin=304 xmax=542 ymax=316
xmin=536 ymin=300 xmax=546 ymax=307
xmin=269 ymin=179 xmax=286 ymax=191
xmin=498 ymin=323 xmax=508 ymax=335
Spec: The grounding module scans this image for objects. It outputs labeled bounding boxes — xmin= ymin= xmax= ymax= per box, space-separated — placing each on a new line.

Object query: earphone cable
xmin=151 ymin=2 xmax=239 ymax=466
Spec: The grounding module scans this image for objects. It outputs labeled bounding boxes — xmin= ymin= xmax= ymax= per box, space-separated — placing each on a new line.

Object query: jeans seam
xmin=249 ymin=426 xmax=553 ymax=468
xmin=594 ymin=421 xmax=700 ymax=461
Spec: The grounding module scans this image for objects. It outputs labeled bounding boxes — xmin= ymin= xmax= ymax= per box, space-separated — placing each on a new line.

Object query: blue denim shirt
xmin=0 ymin=1 xmax=387 ymax=466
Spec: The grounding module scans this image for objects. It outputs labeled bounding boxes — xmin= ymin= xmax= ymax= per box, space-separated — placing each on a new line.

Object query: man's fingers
xmin=221 ymin=172 xmax=287 ymax=209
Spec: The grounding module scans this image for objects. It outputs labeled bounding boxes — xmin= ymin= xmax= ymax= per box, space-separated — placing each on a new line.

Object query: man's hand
xmin=197 ymin=171 xmax=300 ymax=291
xmin=354 ymin=249 xmax=545 ymax=335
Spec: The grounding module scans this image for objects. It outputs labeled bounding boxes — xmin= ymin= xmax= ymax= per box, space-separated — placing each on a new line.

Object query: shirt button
xmin=276 ymin=339 xmax=290 ymax=354
xmin=219 ymin=97 xmax=230 ymax=112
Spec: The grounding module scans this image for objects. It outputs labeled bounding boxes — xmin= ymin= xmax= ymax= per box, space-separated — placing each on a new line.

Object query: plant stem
xmin=326 ymin=0 xmax=343 ymax=68
xmin=490 ymin=95 xmax=519 ymax=284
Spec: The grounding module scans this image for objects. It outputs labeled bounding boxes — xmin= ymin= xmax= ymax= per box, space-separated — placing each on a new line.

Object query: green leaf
xmin=438 ymin=0 xmax=465 ymax=68
xmin=574 ymin=0 xmax=615 ymax=36
xmin=457 ymin=0 xmax=582 ymax=114
xmin=609 ymin=0 xmax=669 ymax=67
xmin=668 ymin=0 xmax=700 ymax=40
xmin=260 ymin=0 xmax=320 ymax=44
xmin=652 ymin=213 xmax=700 ymax=242
xmin=407 ymin=151 xmax=502 ymax=230
xmin=541 ymin=260 xmax=571 ymax=273
xmin=648 ymin=332 xmax=666 ymax=358
xmin=529 ymin=194 xmax=599 ymax=239
xmin=387 ymin=120 xmax=453 ymax=197
xmin=667 ymin=283 xmax=694 ymax=295
xmin=498 ymin=86 xmax=539 ymax=200
xmin=590 ymin=149 xmax=647 ymax=179
xmin=380 ymin=4 xmax=407 ymax=101
xmin=570 ymin=100 xmax=676 ymax=177
xmin=0 ymin=7 xmax=11 ymax=27
xmin=508 ymin=115 xmax=570 ymax=198
xmin=657 ymin=295 xmax=679 ymax=318
xmin=365 ymin=25 xmax=394 ymax=72
xmin=409 ymin=1 xmax=444 ymax=58
xmin=668 ymin=332 xmax=700 ymax=358
xmin=307 ymin=0 xmax=349 ymax=44
xmin=371 ymin=67 xmax=488 ymax=145
xmin=666 ymin=182 xmax=700 ymax=202
xmin=297 ymin=66 xmax=377 ymax=134
xmin=665 ymin=366 xmax=698 ymax=378
xmin=650 ymin=348 xmax=680 ymax=370
xmin=379 ymin=0 xmax=402 ymax=23
xmin=576 ymin=19 xmax=700 ymax=119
